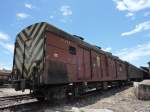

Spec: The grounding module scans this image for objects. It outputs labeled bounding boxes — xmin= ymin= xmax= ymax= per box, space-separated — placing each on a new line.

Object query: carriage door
xmin=77 ymin=47 xmax=91 ymax=80
xmin=83 ymin=48 xmax=91 ymax=80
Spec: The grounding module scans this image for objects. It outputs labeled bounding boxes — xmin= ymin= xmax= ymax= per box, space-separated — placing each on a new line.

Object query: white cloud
xmin=16 ymin=13 xmax=30 ymax=19
xmin=5 ymin=44 xmax=14 ymax=53
xmin=24 ymin=3 xmax=32 ymax=9
xmin=113 ymin=0 xmax=150 ymax=18
xmin=59 ymin=5 xmax=73 ymax=23
xmin=121 ymin=21 xmax=150 ymax=36
xmin=113 ymin=0 xmax=150 ymax=12
xmin=116 ymin=42 xmax=150 ymax=62
xmin=125 ymin=12 xmax=135 ymax=20
xmin=126 ymin=12 xmax=134 ymax=17
xmin=0 ymin=32 xmax=10 ymax=41
xmin=103 ymin=47 xmax=112 ymax=52
xmin=0 ymin=42 xmax=14 ymax=53
xmin=115 ymin=0 xmax=128 ymax=11
xmin=49 ymin=15 xmax=54 ymax=19
xmin=60 ymin=5 xmax=72 ymax=16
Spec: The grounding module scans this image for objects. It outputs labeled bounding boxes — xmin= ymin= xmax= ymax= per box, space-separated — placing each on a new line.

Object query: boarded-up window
xmin=69 ymin=46 xmax=76 ymax=55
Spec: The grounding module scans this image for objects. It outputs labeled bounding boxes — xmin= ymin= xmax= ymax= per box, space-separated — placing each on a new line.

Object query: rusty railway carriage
xmin=0 ymin=70 xmax=10 ymax=85
xmin=127 ymin=64 xmax=143 ymax=80
xmin=12 ymin=22 xmax=144 ymax=100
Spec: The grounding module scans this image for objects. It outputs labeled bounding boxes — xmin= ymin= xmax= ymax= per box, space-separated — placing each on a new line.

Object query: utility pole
xmin=148 ymin=62 xmax=150 ymax=78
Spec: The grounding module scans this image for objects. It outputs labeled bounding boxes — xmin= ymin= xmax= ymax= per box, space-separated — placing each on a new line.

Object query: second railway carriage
xmin=0 ymin=70 xmax=10 ymax=85
xmin=127 ymin=64 xmax=143 ymax=81
xmin=11 ymin=22 xmax=144 ymax=100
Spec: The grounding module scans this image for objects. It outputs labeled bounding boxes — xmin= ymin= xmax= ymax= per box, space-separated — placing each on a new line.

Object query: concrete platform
xmin=134 ymin=80 xmax=150 ymax=100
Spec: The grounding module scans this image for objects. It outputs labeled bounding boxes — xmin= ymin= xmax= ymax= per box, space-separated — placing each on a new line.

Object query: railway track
xmin=0 ymin=84 xmax=132 ymax=111
xmin=0 ymin=94 xmax=37 ymax=110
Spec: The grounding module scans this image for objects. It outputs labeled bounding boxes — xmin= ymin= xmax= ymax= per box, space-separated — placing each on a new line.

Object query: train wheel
xmin=103 ymin=82 xmax=108 ymax=90
xmin=0 ymin=82 xmax=3 ymax=86
xmin=36 ymin=96 xmax=45 ymax=101
xmin=33 ymin=91 xmax=45 ymax=101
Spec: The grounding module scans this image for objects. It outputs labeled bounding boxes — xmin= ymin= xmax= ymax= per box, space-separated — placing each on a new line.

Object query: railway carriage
xmin=127 ymin=64 xmax=143 ymax=81
xmin=0 ymin=70 xmax=10 ymax=85
xmin=11 ymin=22 xmax=144 ymax=100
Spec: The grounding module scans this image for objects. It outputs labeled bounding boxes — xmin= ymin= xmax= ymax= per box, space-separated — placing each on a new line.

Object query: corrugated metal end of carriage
xmin=11 ymin=22 xmax=48 ymax=91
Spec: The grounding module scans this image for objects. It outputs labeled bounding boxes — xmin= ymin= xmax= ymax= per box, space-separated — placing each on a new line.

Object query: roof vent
xmin=114 ymin=56 xmax=119 ymax=59
xmin=95 ymin=46 xmax=101 ymax=49
xmin=73 ymin=35 xmax=84 ymax=40
xmin=106 ymin=52 xmax=112 ymax=56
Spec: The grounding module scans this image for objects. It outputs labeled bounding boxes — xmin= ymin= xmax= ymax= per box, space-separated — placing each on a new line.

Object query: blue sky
xmin=0 ymin=0 xmax=150 ymax=69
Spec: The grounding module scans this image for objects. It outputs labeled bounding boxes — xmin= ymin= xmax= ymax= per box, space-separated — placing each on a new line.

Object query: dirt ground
xmin=40 ymin=86 xmax=150 ymax=112
xmin=1 ymin=86 xmax=150 ymax=112
xmin=81 ymin=86 xmax=150 ymax=112
xmin=0 ymin=86 xmax=30 ymax=97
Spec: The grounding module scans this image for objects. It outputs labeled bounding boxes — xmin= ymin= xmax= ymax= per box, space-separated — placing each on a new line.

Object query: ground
xmin=0 ymin=87 xmax=30 ymax=97
xmin=0 ymin=86 xmax=150 ymax=112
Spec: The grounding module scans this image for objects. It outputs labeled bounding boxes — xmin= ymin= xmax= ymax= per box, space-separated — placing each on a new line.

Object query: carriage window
xmin=69 ymin=46 xmax=76 ymax=55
